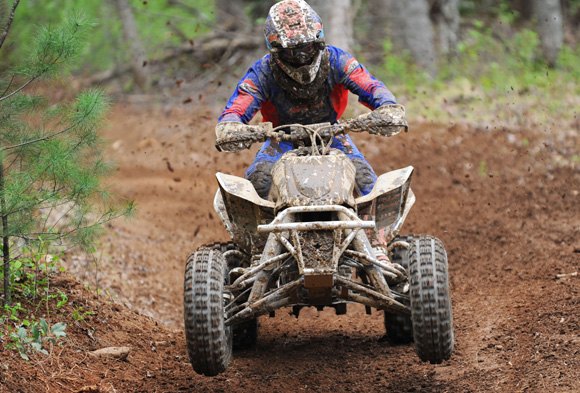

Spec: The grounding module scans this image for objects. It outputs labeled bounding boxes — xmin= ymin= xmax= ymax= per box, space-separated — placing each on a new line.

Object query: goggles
xmin=276 ymin=43 xmax=321 ymax=66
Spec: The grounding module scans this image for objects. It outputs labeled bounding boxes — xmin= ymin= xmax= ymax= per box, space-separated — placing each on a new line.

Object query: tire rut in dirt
xmin=409 ymin=236 xmax=454 ymax=363
xmin=183 ymin=248 xmax=232 ymax=376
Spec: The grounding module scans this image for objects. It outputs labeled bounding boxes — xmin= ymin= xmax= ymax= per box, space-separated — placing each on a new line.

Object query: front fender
xmin=216 ymin=173 xmax=275 ymax=252
xmin=355 ymin=166 xmax=415 ymax=243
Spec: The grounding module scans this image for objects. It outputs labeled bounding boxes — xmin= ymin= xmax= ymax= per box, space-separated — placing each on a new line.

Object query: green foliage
xmin=1 ymin=13 xmax=132 ymax=307
xmin=3 ymin=0 xmax=215 ymax=72
xmin=2 ymin=302 xmax=24 ymax=322
xmin=376 ymin=19 xmax=579 ymax=128
xmin=0 ymin=11 xmax=120 ymax=359
xmin=0 ymin=244 xmax=92 ymax=360
xmin=19 ymin=14 xmax=94 ymax=79
xmin=72 ymin=306 xmax=94 ymax=322
xmin=457 ymin=27 xmax=549 ymax=91
xmin=458 ymin=0 xmax=521 ymax=22
xmin=128 ymin=0 xmax=214 ymax=58
xmin=378 ymin=39 xmax=429 ymax=92
xmin=1 ymin=18 xmax=129 ymax=235
xmin=558 ymin=46 xmax=580 ymax=85
xmin=0 ymin=241 xmax=62 ymax=304
xmin=6 ymin=318 xmax=67 ymax=360
xmin=497 ymin=0 xmax=518 ymax=25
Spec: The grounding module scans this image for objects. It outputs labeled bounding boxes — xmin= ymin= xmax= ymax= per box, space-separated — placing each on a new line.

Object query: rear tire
xmin=384 ymin=236 xmax=413 ymax=344
xmin=409 ymin=236 xmax=454 ymax=363
xmin=184 ymin=248 xmax=232 ymax=376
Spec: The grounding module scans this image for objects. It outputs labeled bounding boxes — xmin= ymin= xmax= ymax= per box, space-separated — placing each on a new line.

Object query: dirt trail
xmin=3 ymin=102 xmax=577 ymax=393
xmin=93 ymin=102 xmax=578 ymax=392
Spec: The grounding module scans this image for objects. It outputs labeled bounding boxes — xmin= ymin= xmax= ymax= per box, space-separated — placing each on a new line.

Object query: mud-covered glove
xmin=215 ymin=122 xmax=273 ymax=152
xmin=344 ymin=104 xmax=408 ymax=137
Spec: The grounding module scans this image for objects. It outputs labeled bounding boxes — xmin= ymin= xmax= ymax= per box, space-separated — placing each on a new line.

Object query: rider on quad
xmin=184 ymin=3 xmax=453 ymax=377
xmin=215 ymin=0 xmax=404 ymax=200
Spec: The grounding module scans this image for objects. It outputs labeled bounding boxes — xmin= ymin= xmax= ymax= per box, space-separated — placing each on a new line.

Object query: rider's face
xmin=278 ymin=43 xmax=319 ymax=67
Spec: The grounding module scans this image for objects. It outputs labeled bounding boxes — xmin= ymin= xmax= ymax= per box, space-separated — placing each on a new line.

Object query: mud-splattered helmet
xmin=265 ymin=0 xmax=326 ymax=85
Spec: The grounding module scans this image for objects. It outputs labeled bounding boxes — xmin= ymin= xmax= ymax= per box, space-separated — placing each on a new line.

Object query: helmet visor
xmin=277 ymin=43 xmax=319 ymax=67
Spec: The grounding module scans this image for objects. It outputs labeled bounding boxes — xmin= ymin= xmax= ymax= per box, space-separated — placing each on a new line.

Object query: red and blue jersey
xmin=219 ymin=46 xmax=396 ymax=196
xmin=218 ymin=46 xmax=396 ymax=126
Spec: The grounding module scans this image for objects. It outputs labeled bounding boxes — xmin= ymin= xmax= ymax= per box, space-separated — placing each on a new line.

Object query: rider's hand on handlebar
xmin=342 ymin=104 xmax=408 ymax=137
xmin=215 ymin=122 xmax=273 ymax=152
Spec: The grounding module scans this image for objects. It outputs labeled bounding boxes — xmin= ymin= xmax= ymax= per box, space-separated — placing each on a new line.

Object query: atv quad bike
xmin=184 ymin=106 xmax=454 ymax=376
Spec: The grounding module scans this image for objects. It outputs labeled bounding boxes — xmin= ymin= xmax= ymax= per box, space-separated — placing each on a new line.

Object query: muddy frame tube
xmin=224 ymin=205 xmax=411 ymax=327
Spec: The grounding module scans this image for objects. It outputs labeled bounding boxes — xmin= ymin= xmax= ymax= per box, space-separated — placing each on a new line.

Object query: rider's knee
xmin=351 ymin=158 xmax=376 ymax=195
xmin=247 ymin=161 xmax=274 ymax=199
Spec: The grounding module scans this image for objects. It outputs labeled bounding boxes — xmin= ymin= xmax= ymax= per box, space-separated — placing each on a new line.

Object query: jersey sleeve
xmin=218 ymin=59 xmax=268 ymax=124
xmin=332 ymin=47 xmax=397 ymax=110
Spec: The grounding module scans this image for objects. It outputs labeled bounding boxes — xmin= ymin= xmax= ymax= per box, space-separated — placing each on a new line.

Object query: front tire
xmin=409 ymin=236 xmax=454 ymax=363
xmin=184 ymin=248 xmax=232 ymax=376
xmin=209 ymin=243 xmax=258 ymax=350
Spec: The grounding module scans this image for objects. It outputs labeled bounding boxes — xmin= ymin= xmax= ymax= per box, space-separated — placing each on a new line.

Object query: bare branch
xmin=0 ymin=0 xmax=20 ymax=51
xmin=166 ymin=0 xmax=210 ymax=22
xmin=0 ymin=76 xmax=37 ymax=102
xmin=24 ymin=209 xmax=127 ymax=243
xmin=1 ymin=99 xmax=98 ymax=152
xmin=0 ymin=75 xmax=15 ymax=98
xmin=45 ymin=200 xmax=77 ymax=233
xmin=0 ymin=122 xmax=76 ymax=152
xmin=166 ymin=21 xmax=188 ymax=41
xmin=86 ymin=34 xmax=261 ymax=86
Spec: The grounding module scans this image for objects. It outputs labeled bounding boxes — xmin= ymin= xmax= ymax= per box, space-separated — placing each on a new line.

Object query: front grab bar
xmin=257 ymin=205 xmax=375 ymax=233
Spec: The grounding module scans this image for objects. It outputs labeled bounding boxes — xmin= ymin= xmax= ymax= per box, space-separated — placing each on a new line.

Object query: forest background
xmin=2 ymin=0 xmax=579 ymax=131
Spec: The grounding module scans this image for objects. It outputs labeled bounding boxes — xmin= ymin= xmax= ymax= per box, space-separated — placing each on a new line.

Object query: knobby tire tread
xmin=205 ymin=242 xmax=258 ymax=349
xmin=184 ymin=248 xmax=232 ymax=376
xmin=409 ymin=236 xmax=454 ymax=363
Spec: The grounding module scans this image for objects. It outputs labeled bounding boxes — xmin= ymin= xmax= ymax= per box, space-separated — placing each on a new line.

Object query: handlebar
xmin=215 ymin=105 xmax=408 ymax=153
xmin=262 ymin=122 xmax=344 ymax=155
xmin=264 ymin=122 xmax=342 ymax=142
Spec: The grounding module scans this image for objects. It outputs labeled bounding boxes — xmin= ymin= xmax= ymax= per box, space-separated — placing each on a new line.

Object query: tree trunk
xmin=0 ymin=162 xmax=10 ymax=305
xmin=246 ymin=0 xmax=275 ymax=23
xmin=533 ymin=0 xmax=564 ymax=67
xmin=113 ymin=0 xmax=150 ymax=90
xmin=364 ymin=0 xmax=390 ymax=65
xmin=215 ymin=0 xmax=249 ymax=32
xmin=310 ymin=0 xmax=354 ymax=52
xmin=430 ymin=0 xmax=460 ymax=57
xmin=386 ymin=0 xmax=438 ymax=76
xmin=0 ymin=0 xmax=20 ymax=51
xmin=512 ymin=0 xmax=534 ymax=21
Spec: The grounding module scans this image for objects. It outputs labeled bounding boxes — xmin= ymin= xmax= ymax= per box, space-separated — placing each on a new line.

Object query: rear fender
xmin=216 ymin=173 xmax=275 ymax=253
xmin=355 ymin=166 xmax=415 ymax=243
